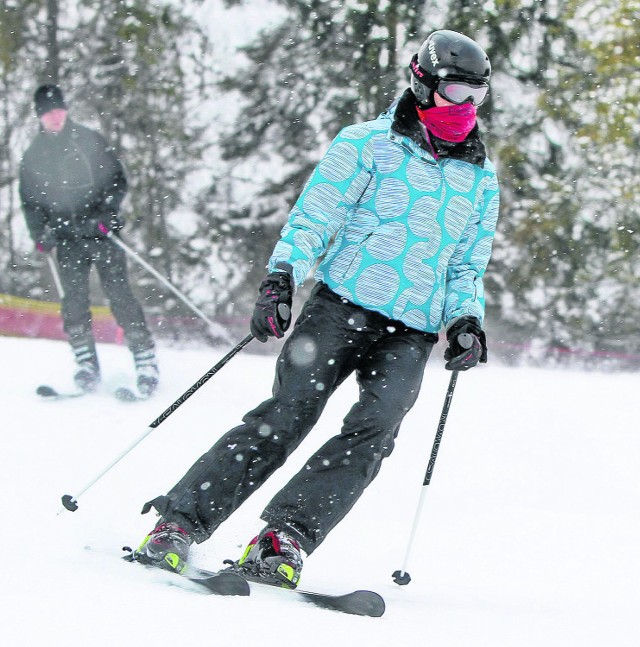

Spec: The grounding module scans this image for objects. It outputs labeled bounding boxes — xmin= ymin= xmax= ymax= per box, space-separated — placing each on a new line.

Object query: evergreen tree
xmin=0 ymin=0 xmax=56 ymax=298
xmin=481 ymin=0 xmax=640 ymax=364
xmin=66 ymin=0 xmax=213 ymax=330
xmin=2 ymin=1 xmax=220 ymax=339
xmin=203 ymin=0 xmax=440 ymax=329
xmin=444 ymin=0 xmax=609 ymax=362
xmin=4 ymin=0 xmax=640 ymax=360
xmin=554 ymin=0 xmax=640 ymax=361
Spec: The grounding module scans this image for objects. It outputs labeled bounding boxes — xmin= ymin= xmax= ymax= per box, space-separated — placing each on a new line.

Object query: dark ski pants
xmin=145 ymin=284 xmax=435 ymax=554
xmin=55 ymin=237 xmax=153 ymax=353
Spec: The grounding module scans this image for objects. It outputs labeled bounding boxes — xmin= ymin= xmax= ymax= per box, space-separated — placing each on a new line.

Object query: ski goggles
xmin=436 ymin=79 xmax=489 ymax=106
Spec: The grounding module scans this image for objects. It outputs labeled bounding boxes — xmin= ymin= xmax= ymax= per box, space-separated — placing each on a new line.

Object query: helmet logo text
xmin=428 ymin=42 xmax=439 ymax=66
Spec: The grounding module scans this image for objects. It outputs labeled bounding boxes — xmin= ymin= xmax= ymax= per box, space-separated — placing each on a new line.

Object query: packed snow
xmin=2 ymin=334 xmax=639 ymax=646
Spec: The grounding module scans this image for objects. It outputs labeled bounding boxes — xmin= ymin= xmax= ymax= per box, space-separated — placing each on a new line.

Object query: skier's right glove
xmin=35 ymin=229 xmax=57 ymax=253
xmin=444 ymin=316 xmax=487 ymax=371
xmin=250 ymin=265 xmax=294 ymax=343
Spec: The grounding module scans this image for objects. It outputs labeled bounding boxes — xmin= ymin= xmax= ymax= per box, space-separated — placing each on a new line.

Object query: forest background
xmin=1 ymin=0 xmax=638 ymax=366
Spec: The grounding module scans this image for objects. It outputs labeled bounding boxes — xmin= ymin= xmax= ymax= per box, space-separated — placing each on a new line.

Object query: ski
xmin=296 ymin=588 xmax=384 ymax=617
xmin=207 ymin=561 xmax=383 ymax=616
xmin=187 ymin=570 xmax=250 ymax=596
xmin=36 ymin=384 xmax=87 ymax=400
xmin=244 ymin=576 xmax=385 ymax=617
xmin=122 ymin=550 xmax=250 ymax=596
xmin=123 ymin=549 xmax=383 ymax=615
xmin=36 ymin=383 xmax=150 ymax=402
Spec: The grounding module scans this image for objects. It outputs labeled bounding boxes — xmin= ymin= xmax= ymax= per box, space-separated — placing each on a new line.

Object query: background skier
xmin=19 ymin=84 xmax=159 ymax=396
xmin=132 ymin=29 xmax=500 ymax=587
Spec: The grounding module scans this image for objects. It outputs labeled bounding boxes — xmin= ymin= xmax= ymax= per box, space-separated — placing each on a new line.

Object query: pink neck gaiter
xmin=416 ymin=104 xmax=477 ymax=143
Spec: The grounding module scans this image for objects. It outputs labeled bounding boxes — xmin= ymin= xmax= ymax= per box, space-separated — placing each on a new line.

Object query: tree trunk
xmin=45 ymin=0 xmax=60 ymax=83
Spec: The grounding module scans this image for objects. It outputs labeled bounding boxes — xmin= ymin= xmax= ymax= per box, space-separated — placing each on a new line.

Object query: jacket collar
xmin=389 ymin=88 xmax=487 ymax=166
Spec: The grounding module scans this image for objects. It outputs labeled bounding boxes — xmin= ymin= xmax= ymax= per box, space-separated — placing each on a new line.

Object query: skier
xmin=19 ymin=84 xmax=159 ymax=396
xmin=132 ymin=29 xmax=500 ymax=588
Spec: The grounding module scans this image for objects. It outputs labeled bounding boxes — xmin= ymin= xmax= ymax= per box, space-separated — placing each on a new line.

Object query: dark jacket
xmin=19 ymin=118 xmax=127 ymax=242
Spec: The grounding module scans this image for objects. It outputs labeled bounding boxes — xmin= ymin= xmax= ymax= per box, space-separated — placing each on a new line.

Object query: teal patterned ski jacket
xmin=267 ymin=91 xmax=500 ymax=334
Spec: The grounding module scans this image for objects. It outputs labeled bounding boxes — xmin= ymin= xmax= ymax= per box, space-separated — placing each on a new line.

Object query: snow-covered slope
xmin=2 ymin=335 xmax=638 ymax=646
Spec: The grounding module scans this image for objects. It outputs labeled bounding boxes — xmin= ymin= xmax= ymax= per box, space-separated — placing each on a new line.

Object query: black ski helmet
xmin=409 ymin=30 xmax=491 ymax=106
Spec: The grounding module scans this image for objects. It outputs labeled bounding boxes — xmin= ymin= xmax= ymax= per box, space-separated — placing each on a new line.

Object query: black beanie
xmin=34 ymin=84 xmax=67 ymax=117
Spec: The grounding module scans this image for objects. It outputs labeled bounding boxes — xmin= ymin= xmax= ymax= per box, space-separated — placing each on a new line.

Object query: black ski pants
xmin=145 ymin=284 xmax=436 ymax=554
xmin=55 ymin=237 xmax=153 ymax=352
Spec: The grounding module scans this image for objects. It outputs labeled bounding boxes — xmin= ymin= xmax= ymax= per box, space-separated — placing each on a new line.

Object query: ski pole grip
xmin=98 ymin=222 xmax=110 ymax=235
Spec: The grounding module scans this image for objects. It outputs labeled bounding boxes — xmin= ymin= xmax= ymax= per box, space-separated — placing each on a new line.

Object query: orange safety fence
xmin=0 ymin=293 xmax=124 ymax=344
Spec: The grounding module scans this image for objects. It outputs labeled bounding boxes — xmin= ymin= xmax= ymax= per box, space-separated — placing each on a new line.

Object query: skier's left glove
xmin=35 ymin=228 xmax=57 ymax=253
xmin=250 ymin=264 xmax=294 ymax=343
xmin=444 ymin=316 xmax=487 ymax=371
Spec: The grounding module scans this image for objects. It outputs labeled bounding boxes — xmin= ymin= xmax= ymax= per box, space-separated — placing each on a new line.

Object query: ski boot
xmin=133 ymin=348 xmax=159 ymax=396
xmin=226 ymin=527 xmax=303 ymax=589
xmin=131 ymin=521 xmax=192 ymax=573
xmin=74 ymin=361 xmax=100 ymax=392
xmin=70 ymin=332 xmax=101 ymax=392
xmin=73 ymin=350 xmax=100 ymax=392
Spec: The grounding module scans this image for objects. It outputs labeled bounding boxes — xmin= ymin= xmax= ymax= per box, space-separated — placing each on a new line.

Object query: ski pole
xmin=392 ymin=368 xmax=461 ymax=585
xmin=97 ymin=223 xmax=232 ymax=343
xmin=45 ymin=252 xmax=65 ymax=299
xmin=59 ymin=333 xmax=254 ymax=513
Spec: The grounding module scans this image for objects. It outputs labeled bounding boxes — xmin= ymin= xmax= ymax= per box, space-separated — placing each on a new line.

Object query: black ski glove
xmin=444 ymin=316 xmax=487 ymax=371
xmin=35 ymin=229 xmax=57 ymax=253
xmin=250 ymin=266 xmax=294 ymax=343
